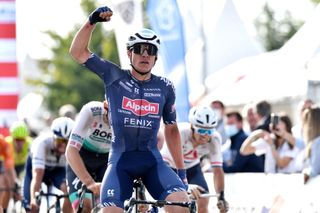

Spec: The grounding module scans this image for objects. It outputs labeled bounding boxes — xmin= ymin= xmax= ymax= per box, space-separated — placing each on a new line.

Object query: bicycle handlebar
xmin=35 ymin=190 xmax=68 ymax=206
xmin=124 ymin=197 xmax=196 ymax=212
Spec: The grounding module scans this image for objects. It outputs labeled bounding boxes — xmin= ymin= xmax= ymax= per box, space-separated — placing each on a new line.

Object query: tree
xmin=254 ymin=3 xmax=304 ymax=51
xmin=27 ymin=0 xmax=119 ymax=115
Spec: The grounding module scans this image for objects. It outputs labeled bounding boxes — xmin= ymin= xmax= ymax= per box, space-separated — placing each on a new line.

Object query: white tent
xmin=201 ymin=3 xmax=320 ymax=106
xmin=201 ymin=51 xmax=307 ymax=106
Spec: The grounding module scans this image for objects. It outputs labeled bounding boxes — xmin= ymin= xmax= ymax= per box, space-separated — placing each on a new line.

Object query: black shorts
xmin=186 ymin=164 xmax=209 ymax=193
xmin=66 ymin=148 xmax=109 ymax=203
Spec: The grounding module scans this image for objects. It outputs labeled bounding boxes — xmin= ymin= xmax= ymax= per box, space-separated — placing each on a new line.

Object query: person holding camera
xmin=240 ymin=113 xmax=300 ymax=173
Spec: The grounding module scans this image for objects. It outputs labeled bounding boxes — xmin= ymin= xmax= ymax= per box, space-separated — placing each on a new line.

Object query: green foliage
xmin=311 ymin=0 xmax=320 ymax=4
xmin=27 ymin=0 xmax=119 ymax=115
xmin=254 ymin=4 xmax=303 ymax=51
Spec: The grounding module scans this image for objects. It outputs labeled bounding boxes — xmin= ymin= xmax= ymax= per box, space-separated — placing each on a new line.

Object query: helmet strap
xmin=130 ymin=64 xmax=151 ymax=76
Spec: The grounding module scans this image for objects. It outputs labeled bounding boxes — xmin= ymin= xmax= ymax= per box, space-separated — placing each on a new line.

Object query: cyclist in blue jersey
xmin=70 ymin=5 xmax=189 ymax=213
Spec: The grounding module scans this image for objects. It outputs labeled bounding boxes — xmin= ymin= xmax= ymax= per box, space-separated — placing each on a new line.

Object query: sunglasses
xmin=193 ymin=126 xmax=214 ymax=136
xmin=55 ymin=137 xmax=68 ymax=145
xmin=132 ymin=44 xmax=158 ymax=56
xmin=14 ymin=138 xmax=26 ymax=142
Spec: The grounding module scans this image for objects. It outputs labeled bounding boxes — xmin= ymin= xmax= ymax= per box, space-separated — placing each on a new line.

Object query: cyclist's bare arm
xmin=66 ymin=146 xmax=100 ymax=195
xmin=69 ymin=21 xmax=94 ymax=64
xmin=164 ymin=123 xmax=184 ymax=169
xmin=30 ymin=168 xmax=44 ymax=206
xmin=69 ymin=9 xmax=113 ymax=64
xmin=213 ymin=167 xmax=225 ymax=194
xmin=240 ymin=129 xmax=265 ymax=155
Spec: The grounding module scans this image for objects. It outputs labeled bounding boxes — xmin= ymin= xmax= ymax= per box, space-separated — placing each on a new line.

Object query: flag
xmin=0 ymin=0 xmax=18 ymax=132
xmin=147 ymin=0 xmax=190 ymax=122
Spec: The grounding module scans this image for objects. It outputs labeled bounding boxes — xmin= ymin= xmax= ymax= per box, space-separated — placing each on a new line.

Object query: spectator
xmin=223 ymin=111 xmax=264 ymax=173
xmin=241 ymin=113 xmax=300 ymax=173
xmin=291 ymin=99 xmax=314 ymax=172
xmin=241 ymin=102 xmax=258 ymax=134
xmin=210 ymin=100 xmax=228 ymax=145
xmin=253 ymin=100 xmax=272 ymax=132
xmin=302 ymin=106 xmax=320 ymax=183
xmin=292 ymin=99 xmax=314 ymax=149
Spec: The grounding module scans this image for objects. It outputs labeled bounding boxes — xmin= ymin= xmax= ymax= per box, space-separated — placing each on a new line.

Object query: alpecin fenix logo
xmin=122 ymin=97 xmax=159 ymax=116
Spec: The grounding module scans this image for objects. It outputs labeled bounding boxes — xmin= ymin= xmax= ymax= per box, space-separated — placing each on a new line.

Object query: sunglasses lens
xmin=195 ymin=127 xmax=213 ymax=135
xmin=55 ymin=138 xmax=68 ymax=144
xmin=132 ymin=44 xmax=157 ymax=56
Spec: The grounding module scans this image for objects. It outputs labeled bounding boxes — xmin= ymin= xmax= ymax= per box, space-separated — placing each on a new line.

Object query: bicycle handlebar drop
xmin=124 ymin=197 xmax=197 ymax=213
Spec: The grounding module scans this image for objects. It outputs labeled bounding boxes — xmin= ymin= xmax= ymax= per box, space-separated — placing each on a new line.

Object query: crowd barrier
xmin=205 ymin=173 xmax=320 ymax=212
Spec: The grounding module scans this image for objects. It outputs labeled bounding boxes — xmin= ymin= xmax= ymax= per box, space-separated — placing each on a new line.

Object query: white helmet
xmin=126 ymin=28 xmax=160 ymax=51
xmin=51 ymin=117 xmax=74 ymax=139
xmin=189 ymin=106 xmax=218 ymax=128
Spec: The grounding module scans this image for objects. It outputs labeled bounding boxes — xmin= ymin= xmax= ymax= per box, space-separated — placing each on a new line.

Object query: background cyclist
xmin=161 ymin=106 xmax=229 ymax=213
xmin=69 ymin=5 xmax=189 ymax=213
xmin=22 ymin=117 xmax=74 ymax=213
xmin=66 ymin=101 xmax=112 ymax=212
xmin=5 ymin=121 xmax=32 ymax=179
xmin=0 ymin=134 xmax=17 ymax=213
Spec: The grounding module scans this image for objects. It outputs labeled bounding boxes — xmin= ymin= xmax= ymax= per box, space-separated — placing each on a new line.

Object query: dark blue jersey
xmin=84 ymin=54 xmax=177 ymax=152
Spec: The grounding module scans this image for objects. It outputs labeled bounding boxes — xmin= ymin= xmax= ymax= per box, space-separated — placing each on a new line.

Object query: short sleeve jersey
xmin=69 ymin=101 xmax=113 ymax=153
xmin=0 ymin=135 xmax=14 ymax=170
xmin=31 ymin=134 xmax=66 ymax=169
xmin=84 ymin=54 xmax=177 ymax=152
xmin=161 ymin=123 xmax=223 ymax=169
xmin=5 ymin=136 xmax=32 ymax=165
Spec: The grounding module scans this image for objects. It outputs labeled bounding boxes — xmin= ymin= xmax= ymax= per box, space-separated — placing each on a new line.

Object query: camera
xmin=271 ymin=113 xmax=279 ymax=131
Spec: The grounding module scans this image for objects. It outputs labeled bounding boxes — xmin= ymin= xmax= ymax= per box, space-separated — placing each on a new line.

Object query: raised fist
xmin=89 ymin=6 xmax=113 ymax=25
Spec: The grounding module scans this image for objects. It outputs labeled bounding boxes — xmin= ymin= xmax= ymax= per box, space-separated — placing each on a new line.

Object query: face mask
xmin=225 ymin=124 xmax=239 ymax=137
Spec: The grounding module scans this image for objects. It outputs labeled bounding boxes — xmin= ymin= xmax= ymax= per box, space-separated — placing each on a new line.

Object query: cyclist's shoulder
xmin=31 ymin=133 xmax=54 ymax=150
xmin=4 ymin=135 xmax=13 ymax=143
xmin=83 ymin=101 xmax=104 ymax=113
xmin=86 ymin=53 xmax=124 ymax=72
xmin=0 ymin=135 xmax=12 ymax=149
xmin=152 ymin=74 xmax=175 ymax=89
xmin=79 ymin=101 xmax=106 ymax=123
xmin=26 ymin=136 xmax=33 ymax=144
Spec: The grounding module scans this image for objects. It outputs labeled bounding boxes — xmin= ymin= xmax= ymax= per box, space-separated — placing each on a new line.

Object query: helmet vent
xmin=206 ymin=114 xmax=209 ymax=123
xmin=64 ymin=124 xmax=68 ymax=135
xmin=196 ymin=119 xmax=204 ymax=125
xmin=128 ymin=36 xmax=136 ymax=41
xmin=135 ymin=33 xmax=157 ymax=41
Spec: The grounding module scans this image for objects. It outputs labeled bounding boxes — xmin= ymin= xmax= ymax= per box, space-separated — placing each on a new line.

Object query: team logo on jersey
xmin=90 ymin=106 xmax=102 ymax=116
xmin=122 ymin=97 xmax=159 ymax=116
xmin=144 ymin=93 xmax=161 ymax=97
